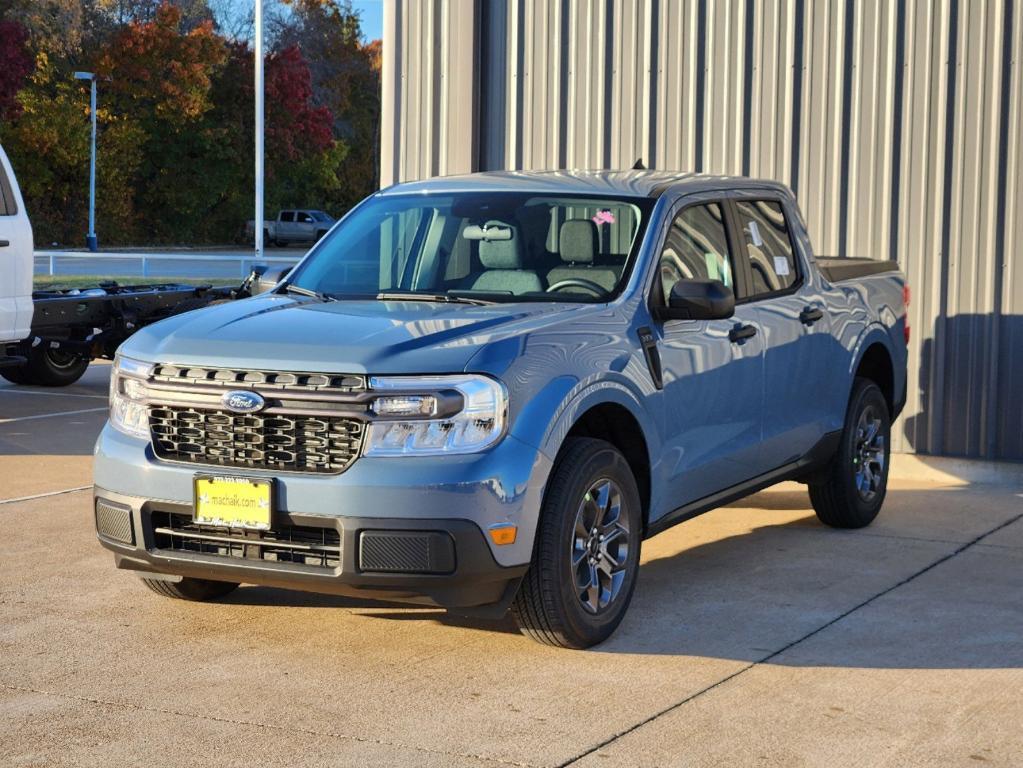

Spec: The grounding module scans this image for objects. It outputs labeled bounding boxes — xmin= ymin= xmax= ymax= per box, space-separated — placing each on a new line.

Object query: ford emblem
xmin=222 ymin=390 xmax=265 ymax=414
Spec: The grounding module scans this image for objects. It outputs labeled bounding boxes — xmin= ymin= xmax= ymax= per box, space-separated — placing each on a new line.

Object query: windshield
xmin=287 ymin=192 xmax=654 ymax=303
xmin=311 ymin=210 xmax=333 ymax=222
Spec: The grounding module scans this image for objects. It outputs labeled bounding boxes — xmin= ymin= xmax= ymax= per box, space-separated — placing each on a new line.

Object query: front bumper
xmin=95 ymin=488 xmax=525 ymax=612
xmin=93 ymin=422 xmax=552 ymax=611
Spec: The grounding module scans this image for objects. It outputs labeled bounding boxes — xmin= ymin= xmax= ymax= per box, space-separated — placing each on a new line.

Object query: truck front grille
xmin=149 ymin=407 xmax=363 ymax=474
xmin=150 ymin=510 xmax=341 ymax=569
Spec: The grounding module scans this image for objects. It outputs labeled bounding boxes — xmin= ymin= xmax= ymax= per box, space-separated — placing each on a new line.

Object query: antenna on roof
xmin=632 ymin=158 xmax=646 ymax=170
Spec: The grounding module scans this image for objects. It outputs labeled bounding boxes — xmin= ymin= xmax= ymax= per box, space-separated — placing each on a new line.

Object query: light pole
xmin=74 ymin=71 xmax=98 ymax=252
xmin=254 ymin=0 xmax=264 ymax=260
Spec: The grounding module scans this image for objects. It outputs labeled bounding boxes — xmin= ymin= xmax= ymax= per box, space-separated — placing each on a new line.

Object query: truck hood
xmin=120 ymin=294 xmax=596 ymax=374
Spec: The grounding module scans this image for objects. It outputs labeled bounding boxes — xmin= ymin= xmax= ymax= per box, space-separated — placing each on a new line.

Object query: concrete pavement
xmin=0 ymin=364 xmax=1020 ymax=767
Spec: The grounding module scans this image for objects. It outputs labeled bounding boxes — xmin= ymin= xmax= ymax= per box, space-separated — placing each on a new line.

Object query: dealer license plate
xmin=193 ymin=475 xmax=273 ymax=530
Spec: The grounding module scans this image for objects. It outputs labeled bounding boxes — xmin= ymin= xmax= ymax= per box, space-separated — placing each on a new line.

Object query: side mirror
xmin=655 ymin=279 xmax=735 ymax=322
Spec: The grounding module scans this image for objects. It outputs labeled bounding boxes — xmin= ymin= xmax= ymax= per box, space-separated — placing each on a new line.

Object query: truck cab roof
xmin=377 ymin=169 xmax=792 ymax=200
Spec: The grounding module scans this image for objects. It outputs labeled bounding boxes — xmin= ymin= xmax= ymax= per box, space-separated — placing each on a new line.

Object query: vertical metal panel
xmin=383 ymin=0 xmax=1023 ymax=461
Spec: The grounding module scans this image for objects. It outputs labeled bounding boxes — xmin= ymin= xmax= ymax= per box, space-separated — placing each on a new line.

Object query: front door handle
xmin=799 ymin=306 xmax=824 ymax=325
xmin=0 ymin=240 xmax=9 ymax=247
xmin=728 ymin=323 xmax=757 ymax=344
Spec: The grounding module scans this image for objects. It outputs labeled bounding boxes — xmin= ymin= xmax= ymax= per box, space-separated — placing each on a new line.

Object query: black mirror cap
xmin=655 ymin=279 xmax=735 ymax=322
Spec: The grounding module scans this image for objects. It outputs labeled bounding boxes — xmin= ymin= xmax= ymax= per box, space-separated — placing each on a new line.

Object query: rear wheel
xmin=512 ymin=438 xmax=642 ymax=648
xmin=0 ymin=345 xmax=89 ymax=387
xmin=809 ymin=377 xmax=891 ymax=528
xmin=140 ymin=577 xmax=239 ymax=602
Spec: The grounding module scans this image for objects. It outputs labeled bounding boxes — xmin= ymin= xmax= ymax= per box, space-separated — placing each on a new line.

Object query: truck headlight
xmin=364 ymin=375 xmax=507 ymax=456
xmin=109 ymin=355 xmax=153 ymax=439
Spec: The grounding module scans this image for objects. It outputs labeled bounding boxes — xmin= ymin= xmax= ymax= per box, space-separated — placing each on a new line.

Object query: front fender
xmin=506 ymin=371 xmax=658 ymax=476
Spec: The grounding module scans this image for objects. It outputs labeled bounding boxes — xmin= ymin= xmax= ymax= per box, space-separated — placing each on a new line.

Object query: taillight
xmin=903 ymin=283 xmax=911 ymax=345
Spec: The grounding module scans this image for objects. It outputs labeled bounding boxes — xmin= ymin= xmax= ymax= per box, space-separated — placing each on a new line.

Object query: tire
xmin=512 ymin=437 xmax=642 ymax=649
xmin=0 ymin=345 xmax=89 ymax=387
xmin=315 ymin=229 xmax=327 ymax=241
xmin=809 ymin=377 xmax=891 ymax=528
xmin=140 ymin=576 xmax=239 ymax=602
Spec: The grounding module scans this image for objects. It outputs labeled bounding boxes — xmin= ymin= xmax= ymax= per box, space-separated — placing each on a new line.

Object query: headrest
xmin=474 ymin=220 xmax=525 ymax=269
xmin=559 ymin=219 xmax=598 ymax=264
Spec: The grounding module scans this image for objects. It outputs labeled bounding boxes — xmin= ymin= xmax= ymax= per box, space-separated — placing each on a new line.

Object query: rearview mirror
xmin=655 ymin=279 xmax=734 ymax=322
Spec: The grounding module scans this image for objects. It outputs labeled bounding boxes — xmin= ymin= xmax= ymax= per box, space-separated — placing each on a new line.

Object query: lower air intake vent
xmin=95 ymin=499 xmax=134 ymax=544
xmin=358 ymin=531 xmax=456 ymax=574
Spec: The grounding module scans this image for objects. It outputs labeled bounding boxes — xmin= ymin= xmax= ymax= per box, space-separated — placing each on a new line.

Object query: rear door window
xmin=280 ymin=211 xmax=295 ymax=222
xmin=733 ymin=200 xmax=799 ymax=297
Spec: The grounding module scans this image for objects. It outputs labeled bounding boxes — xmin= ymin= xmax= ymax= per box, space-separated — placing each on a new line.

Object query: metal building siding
xmin=381 ymin=0 xmax=1023 ymax=460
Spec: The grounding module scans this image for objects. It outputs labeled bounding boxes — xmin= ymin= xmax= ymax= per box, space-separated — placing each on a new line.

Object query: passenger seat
xmin=547 ymin=220 xmax=621 ymax=293
xmin=461 ymin=221 xmax=543 ymax=295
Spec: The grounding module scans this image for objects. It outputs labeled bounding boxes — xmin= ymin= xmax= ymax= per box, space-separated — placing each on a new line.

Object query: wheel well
xmin=855 ymin=343 xmax=894 ymax=412
xmin=565 ymin=403 xmax=651 ymax=526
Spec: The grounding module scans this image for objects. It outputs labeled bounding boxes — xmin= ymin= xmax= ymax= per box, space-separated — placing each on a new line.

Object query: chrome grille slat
xmin=151 ymin=364 xmax=366 ymax=393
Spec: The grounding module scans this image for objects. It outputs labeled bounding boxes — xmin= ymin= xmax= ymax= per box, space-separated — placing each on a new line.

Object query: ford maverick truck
xmin=94 ymin=170 xmax=908 ymax=649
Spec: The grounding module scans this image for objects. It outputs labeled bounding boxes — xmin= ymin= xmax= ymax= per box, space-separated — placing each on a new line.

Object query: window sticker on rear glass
xmin=773 ymin=256 xmax=791 ymax=276
xmin=748 ymin=220 xmax=764 ymax=247
xmin=592 ymin=209 xmax=615 ymax=226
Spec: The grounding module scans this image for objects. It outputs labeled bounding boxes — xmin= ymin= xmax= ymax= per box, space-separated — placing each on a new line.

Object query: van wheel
xmin=809 ymin=377 xmax=891 ymax=528
xmin=0 ymin=345 xmax=89 ymax=387
xmin=512 ymin=438 xmax=642 ymax=649
xmin=140 ymin=577 xmax=239 ymax=601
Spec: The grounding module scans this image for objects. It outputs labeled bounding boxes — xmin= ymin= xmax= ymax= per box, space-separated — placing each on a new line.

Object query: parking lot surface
xmin=1 ymin=364 xmax=1020 ymax=767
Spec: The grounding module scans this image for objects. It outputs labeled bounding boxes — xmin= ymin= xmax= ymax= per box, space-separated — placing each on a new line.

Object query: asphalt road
xmin=1 ymin=363 xmax=1021 ymax=767
xmin=34 ymin=247 xmax=306 ymax=280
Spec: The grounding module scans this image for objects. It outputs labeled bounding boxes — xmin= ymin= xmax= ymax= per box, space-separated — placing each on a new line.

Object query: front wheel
xmin=809 ymin=377 xmax=891 ymax=528
xmin=512 ymin=438 xmax=642 ymax=648
xmin=141 ymin=576 xmax=239 ymax=601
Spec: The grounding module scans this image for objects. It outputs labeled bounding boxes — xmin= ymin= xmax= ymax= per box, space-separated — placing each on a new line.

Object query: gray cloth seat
xmin=461 ymin=221 xmax=543 ymax=294
xmin=547 ymin=220 xmax=621 ymax=293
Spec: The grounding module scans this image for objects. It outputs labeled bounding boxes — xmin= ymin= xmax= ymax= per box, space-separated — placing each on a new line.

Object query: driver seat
xmin=547 ymin=220 xmax=621 ymax=293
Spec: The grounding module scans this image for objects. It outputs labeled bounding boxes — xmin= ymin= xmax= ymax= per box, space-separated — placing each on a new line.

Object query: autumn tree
xmin=0 ymin=19 xmax=32 ymax=117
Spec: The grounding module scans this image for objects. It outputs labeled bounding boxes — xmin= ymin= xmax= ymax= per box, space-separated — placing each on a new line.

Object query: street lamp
xmin=254 ymin=0 xmax=264 ymax=259
xmin=74 ymin=71 xmax=98 ymax=252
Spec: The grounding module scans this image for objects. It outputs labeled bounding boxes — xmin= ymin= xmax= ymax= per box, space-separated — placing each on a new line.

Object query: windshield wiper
xmin=375 ymin=291 xmax=495 ymax=306
xmin=280 ymin=283 xmax=336 ymax=302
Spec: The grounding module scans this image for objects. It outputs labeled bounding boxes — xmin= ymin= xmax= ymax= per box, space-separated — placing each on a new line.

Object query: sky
xmin=351 ymin=0 xmax=383 ymax=41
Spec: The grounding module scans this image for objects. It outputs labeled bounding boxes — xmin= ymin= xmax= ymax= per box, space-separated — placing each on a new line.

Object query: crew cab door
xmin=294 ymin=210 xmax=315 ymax=239
xmin=277 ymin=210 xmax=295 ymax=240
xmin=649 ymin=196 xmax=767 ymax=506
xmin=729 ymin=195 xmax=833 ymax=465
xmin=0 ymin=148 xmax=33 ymax=344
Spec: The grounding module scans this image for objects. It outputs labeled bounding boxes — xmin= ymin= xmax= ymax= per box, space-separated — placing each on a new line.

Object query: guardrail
xmin=35 ymin=250 xmax=304 ymax=280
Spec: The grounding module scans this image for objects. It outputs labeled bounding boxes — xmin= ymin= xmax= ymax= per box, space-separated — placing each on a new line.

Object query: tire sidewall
xmin=545 ymin=443 xmax=642 ymax=645
xmin=838 ymin=381 xmax=891 ymax=521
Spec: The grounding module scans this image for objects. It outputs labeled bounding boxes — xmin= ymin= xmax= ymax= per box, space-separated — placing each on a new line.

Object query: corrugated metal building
xmin=380 ymin=0 xmax=1022 ymax=461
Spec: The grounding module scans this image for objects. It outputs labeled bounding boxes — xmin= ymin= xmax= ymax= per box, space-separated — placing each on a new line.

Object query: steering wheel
xmin=546 ymin=278 xmax=607 ymax=297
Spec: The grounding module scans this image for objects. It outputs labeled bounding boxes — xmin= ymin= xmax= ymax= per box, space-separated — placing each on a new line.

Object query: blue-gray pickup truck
xmin=94 ymin=171 xmax=908 ymax=648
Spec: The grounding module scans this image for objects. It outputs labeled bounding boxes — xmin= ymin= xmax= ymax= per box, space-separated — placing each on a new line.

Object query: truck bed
xmin=816 ymin=257 xmax=900 ymax=284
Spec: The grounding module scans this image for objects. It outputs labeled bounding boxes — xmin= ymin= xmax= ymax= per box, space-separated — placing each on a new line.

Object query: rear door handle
xmin=0 ymin=240 xmax=9 ymax=247
xmin=799 ymin=306 xmax=824 ymax=325
xmin=728 ymin=323 xmax=757 ymax=343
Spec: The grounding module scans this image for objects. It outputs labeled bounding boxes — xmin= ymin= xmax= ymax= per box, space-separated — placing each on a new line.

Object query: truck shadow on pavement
xmin=220 ymin=484 xmax=1023 ymax=668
